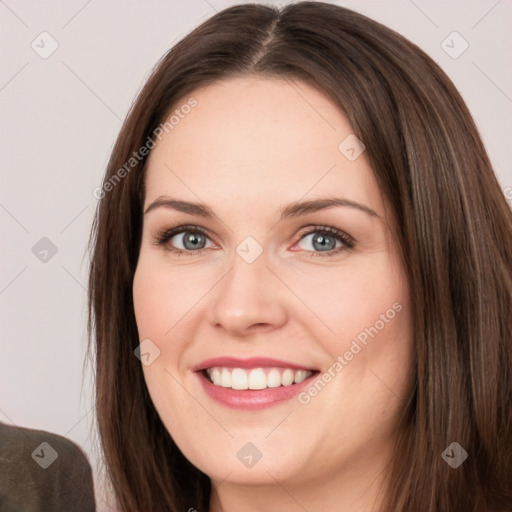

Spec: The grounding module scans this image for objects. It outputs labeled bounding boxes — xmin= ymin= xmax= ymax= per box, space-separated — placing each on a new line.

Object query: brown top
xmin=0 ymin=422 xmax=95 ymax=512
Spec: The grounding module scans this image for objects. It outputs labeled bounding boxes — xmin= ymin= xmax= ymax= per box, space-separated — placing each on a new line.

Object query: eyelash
xmin=153 ymin=224 xmax=355 ymax=258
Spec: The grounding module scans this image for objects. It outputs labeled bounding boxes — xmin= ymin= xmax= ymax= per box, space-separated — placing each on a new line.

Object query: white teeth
xmin=231 ymin=368 xmax=248 ymax=390
xmin=266 ymin=368 xmax=282 ymax=388
xmin=294 ymin=370 xmax=309 ymax=383
xmin=211 ymin=367 xmax=221 ymax=386
xmin=205 ymin=366 xmax=313 ymax=390
xmin=220 ymin=368 xmax=231 ymax=388
xmin=248 ymin=368 xmax=267 ymax=390
xmin=282 ymin=368 xmax=295 ymax=386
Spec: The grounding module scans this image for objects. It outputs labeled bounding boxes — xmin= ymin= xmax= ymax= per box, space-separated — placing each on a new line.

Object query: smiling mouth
xmin=202 ymin=366 xmax=318 ymax=390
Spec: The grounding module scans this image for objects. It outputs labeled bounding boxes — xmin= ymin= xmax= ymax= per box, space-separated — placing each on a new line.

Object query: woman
xmin=88 ymin=2 xmax=512 ymax=511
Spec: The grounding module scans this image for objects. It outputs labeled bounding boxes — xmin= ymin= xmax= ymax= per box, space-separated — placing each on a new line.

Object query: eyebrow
xmin=144 ymin=196 xmax=379 ymax=220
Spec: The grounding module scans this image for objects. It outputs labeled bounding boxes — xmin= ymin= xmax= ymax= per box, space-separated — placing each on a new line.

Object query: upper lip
xmin=191 ymin=357 xmax=318 ymax=372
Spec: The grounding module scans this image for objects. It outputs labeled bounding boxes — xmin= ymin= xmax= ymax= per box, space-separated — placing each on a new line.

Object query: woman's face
xmin=133 ymin=76 xmax=413 ymax=501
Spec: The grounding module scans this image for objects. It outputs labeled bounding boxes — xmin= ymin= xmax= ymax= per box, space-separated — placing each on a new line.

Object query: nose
xmin=207 ymin=250 xmax=288 ymax=337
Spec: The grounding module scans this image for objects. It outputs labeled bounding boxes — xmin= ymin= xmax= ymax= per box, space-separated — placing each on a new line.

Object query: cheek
xmin=132 ymin=261 xmax=201 ymax=439
xmin=133 ymin=267 xmax=164 ymax=339
xmin=132 ymin=258 xmax=190 ymax=341
xmin=305 ymin=253 xmax=413 ymax=393
xmin=296 ymin=254 xmax=407 ymax=339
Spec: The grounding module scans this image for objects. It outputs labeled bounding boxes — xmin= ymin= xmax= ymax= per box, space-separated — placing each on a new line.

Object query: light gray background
xmin=1 ymin=0 xmax=511 ymax=509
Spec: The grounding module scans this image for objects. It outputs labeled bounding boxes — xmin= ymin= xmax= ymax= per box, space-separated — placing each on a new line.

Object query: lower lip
xmin=195 ymin=371 xmax=318 ymax=410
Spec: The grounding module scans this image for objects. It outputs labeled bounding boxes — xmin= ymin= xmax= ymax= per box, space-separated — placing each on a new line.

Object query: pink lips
xmin=191 ymin=356 xmax=315 ymax=372
xmin=192 ymin=356 xmax=318 ymax=410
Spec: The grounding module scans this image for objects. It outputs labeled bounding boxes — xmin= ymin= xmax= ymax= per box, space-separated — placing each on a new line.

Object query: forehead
xmin=143 ymin=76 xmax=382 ymax=215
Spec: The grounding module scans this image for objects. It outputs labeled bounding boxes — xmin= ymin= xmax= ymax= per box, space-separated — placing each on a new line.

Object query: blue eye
xmin=293 ymin=226 xmax=354 ymax=257
xmin=155 ymin=226 xmax=213 ymax=255
xmin=154 ymin=224 xmax=354 ymax=257
xmin=307 ymin=232 xmax=337 ymax=250
xmin=170 ymin=230 xmax=211 ymax=251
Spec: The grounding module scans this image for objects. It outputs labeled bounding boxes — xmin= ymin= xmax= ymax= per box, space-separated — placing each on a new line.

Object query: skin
xmin=132 ymin=76 xmax=414 ymax=512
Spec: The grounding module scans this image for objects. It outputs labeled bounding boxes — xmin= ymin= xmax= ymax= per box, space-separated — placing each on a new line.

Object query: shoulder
xmin=0 ymin=422 xmax=95 ymax=512
xmin=0 ymin=421 xmax=91 ymax=473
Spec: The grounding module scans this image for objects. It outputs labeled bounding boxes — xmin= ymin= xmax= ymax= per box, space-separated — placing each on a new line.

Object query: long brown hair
xmin=87 ymin=2 xmax=512 ymax=511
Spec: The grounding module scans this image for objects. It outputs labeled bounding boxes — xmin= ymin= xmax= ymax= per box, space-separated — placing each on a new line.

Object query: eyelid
xmin=294 ymin=224 xmax=355 ymax=246
xmin=153 ymin=224 xmax=216 ymax=249
xmin=291 ymin=225 xmax=355 ymax=257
